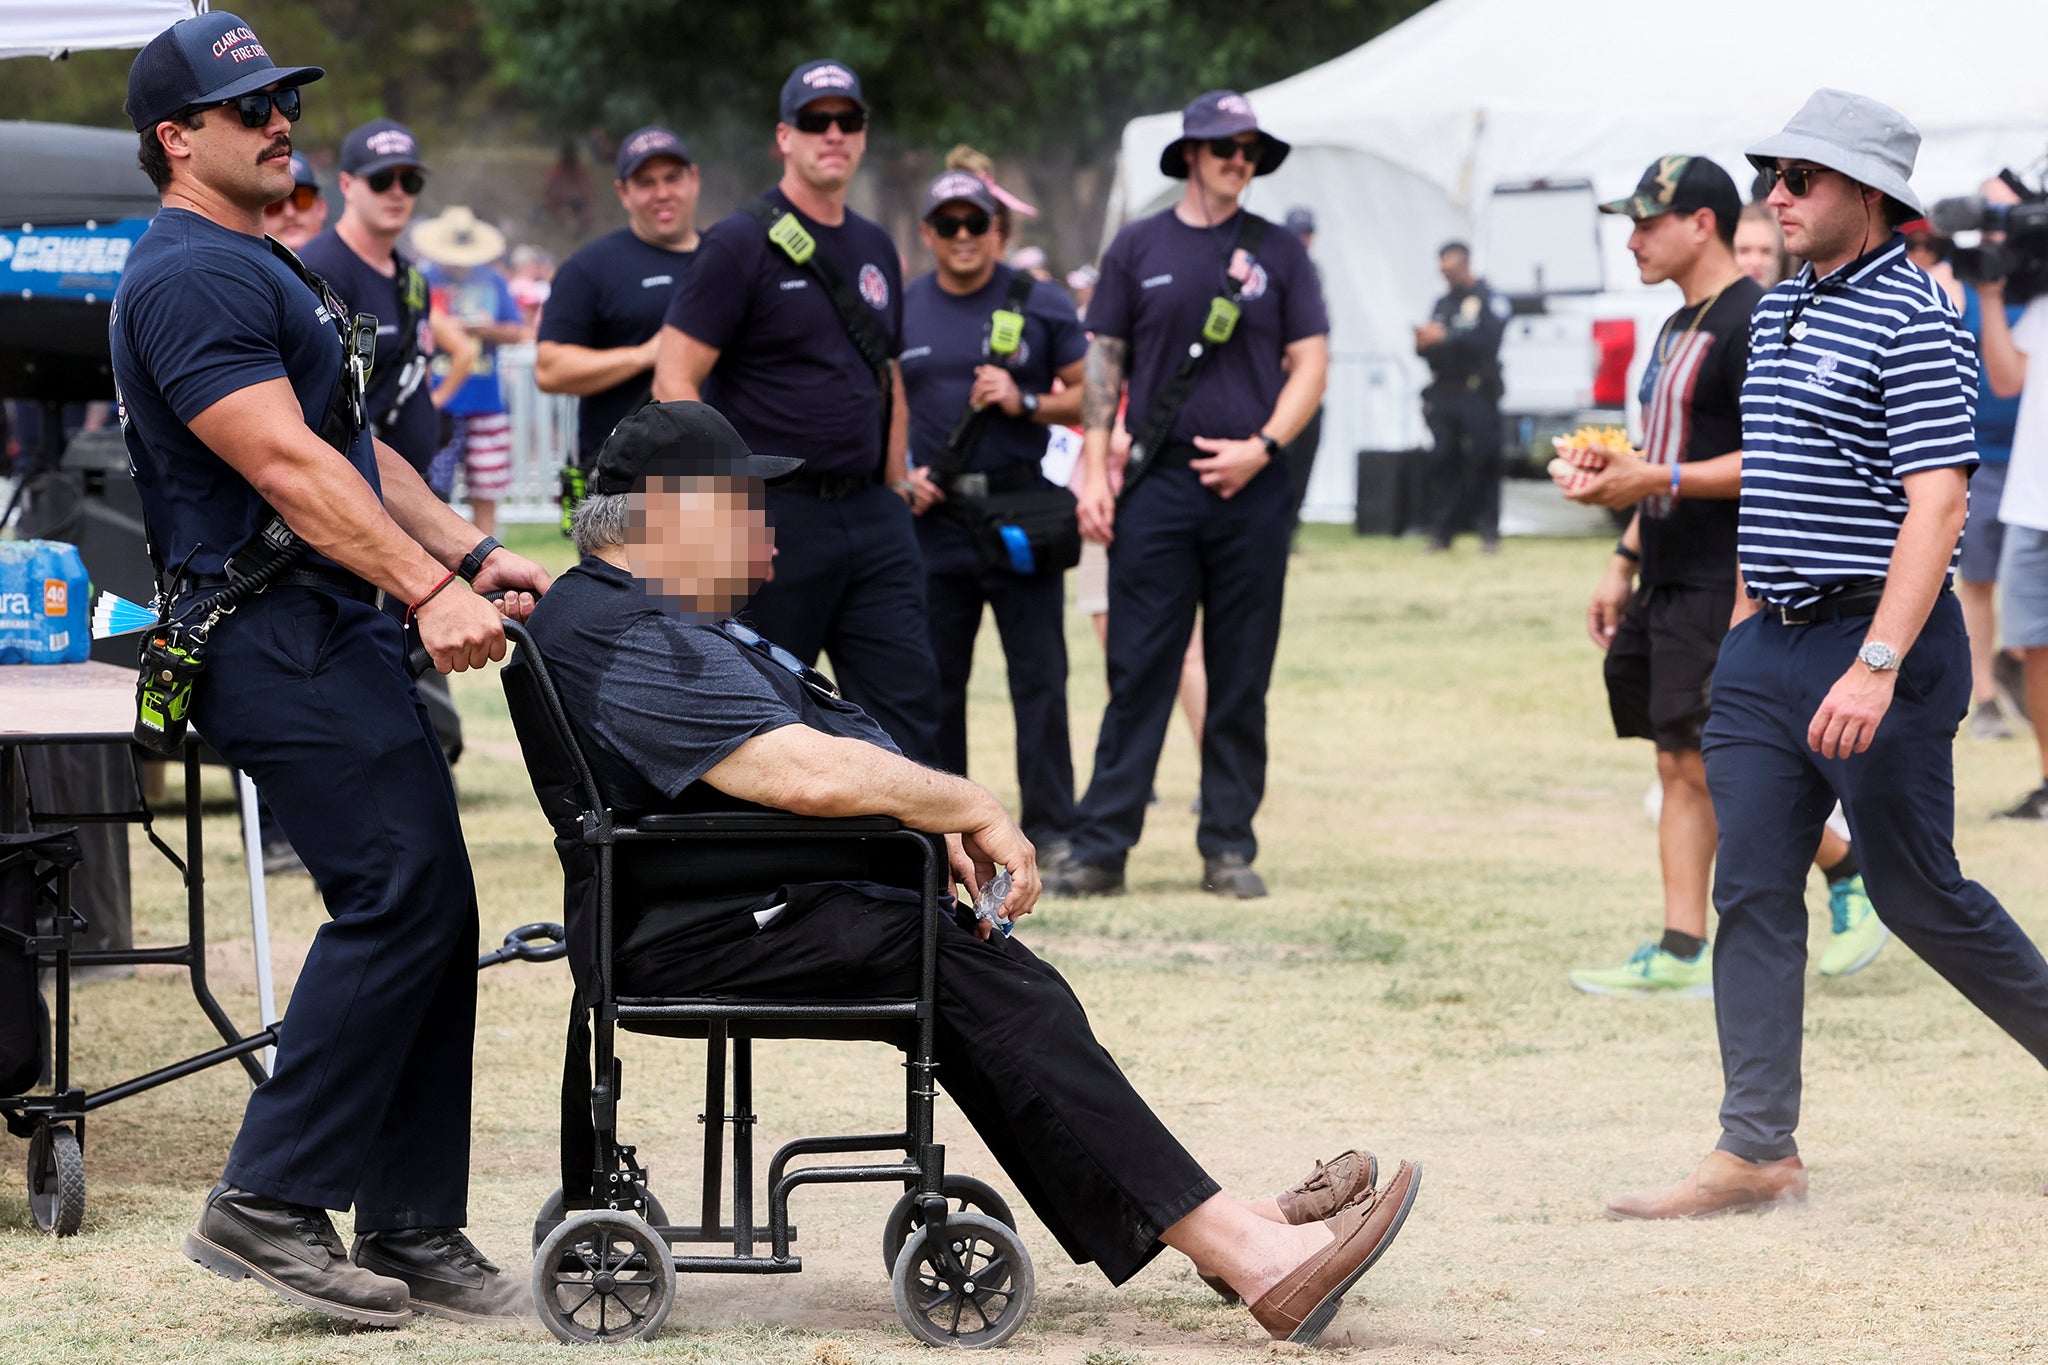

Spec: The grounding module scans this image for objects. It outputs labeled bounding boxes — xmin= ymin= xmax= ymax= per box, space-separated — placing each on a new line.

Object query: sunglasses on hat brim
xmin=190 ymin=86 xmax=302 ymax=129
xmin=366 ymin=168 xmax=426 ymax=196
xmin=792 ymin=108 xmax=867 ymax=135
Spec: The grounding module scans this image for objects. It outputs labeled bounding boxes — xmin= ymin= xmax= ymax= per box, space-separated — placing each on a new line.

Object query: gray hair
xmin=570 ymin=491 xmax=630 ymax=558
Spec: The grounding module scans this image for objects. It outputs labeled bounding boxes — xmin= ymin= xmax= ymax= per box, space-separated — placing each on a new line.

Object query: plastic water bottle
xmin=973 ymin=868 xmax=1015 ymax=938
xmin=0 ymin=539 xmax=90 ymax=664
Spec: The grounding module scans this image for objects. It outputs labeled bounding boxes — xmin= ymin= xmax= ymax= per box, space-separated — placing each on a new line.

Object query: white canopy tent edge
xmin=0 ymin=0 xmax=207 ymax=62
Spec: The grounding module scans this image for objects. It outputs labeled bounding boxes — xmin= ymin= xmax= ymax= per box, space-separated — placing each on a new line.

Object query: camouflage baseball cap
xmin=1599 ymin=154 xmax=1742 ymax=229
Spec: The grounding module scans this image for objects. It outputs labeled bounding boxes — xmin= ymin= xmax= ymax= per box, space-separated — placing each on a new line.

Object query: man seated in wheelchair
xmin=521 ymin=401 xmax=1424 ymax=1345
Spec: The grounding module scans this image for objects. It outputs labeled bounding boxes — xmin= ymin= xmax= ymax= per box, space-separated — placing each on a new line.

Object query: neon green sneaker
xmin=1570 ymin=940 xmax=1714 ymax=998
xmin=1819 ymin=875 xmax=1888 ymax=978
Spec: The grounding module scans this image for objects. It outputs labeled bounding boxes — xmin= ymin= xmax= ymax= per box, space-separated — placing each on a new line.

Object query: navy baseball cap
xmin=592 ymin=402 xmax=803 ymax=494
xmin=340 ymin=119 xmax=425 ymax=177
xmin=1160 ymin=90 xmax=1290 ymax=179
xmin=1284 ymin=206 xmax=1316 ymax=235
xmin=922 ymin=170 xmax=999 ymax=220
xmin=616 ymin=125 xmax=692 ymax=181
xmin=779 ymin=59 xmax=866 ymax=124
xmin=127 ymin=12 xmax=323 ymax=132
xmin=1600 ymin=154 xmax=1742 ymax=231
xmin=288 ymin=152 xmax=319 ymax=192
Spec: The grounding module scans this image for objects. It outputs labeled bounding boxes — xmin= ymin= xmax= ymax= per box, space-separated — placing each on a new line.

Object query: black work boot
xmin=352 ymin=1227 xmax=533 ymax=1323
xmin=1202 ymin=852 xmax=1268 ymax=899
xmin=183 ymin=1184 xmax=411 ymax=1327
xmin=1043 ymin=861 xmax=1126 ymax=898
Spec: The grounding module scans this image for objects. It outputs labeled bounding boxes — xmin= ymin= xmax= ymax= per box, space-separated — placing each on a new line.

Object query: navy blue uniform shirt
xmin=539 ymin=227 xmax=696 ymax=459
xmin=297 ymin=229 xmax=438 ymax=471
xmin=112 ymin=208 xmax=379 ymax=576
xmin=1423 ymin=281 xmax=1509 ymax=394
xmin=663 ymin=189 xmax=902 ymax=474
xmin=1086 ymin=207 xmax=1327 ymax=445
xmin=900 ymin=264 xmax=1087 ymax=474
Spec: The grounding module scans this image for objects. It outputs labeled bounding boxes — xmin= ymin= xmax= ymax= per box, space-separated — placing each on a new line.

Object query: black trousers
xmin=926 ymin=560 xmax=1076 ymax=846
xmin=1069 ymin=462 xmax=1291 ymax=872
xmin=748 ymin=483 xmax=943 ymax=767
xmin=619 ymin=883 xmax=1218 ymax=1284
xmin=1702 ymin=595 xmax=2048 ymax=1160
xmin=1424 ymin=390 xmax=1503 ymax=545
xmin=192 ymin=587 xmax=479 ymax=1229
xmin=1285 ymin=405 xmax=1325 ymax=534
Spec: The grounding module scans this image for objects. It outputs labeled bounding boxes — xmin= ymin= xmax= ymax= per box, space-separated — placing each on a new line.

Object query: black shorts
xmin=1604 ymin=582 xmax=1736 ymax=752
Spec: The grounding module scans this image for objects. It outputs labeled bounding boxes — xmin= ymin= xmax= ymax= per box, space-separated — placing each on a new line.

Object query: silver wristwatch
xmin=1857 ymin=641 xmax=1902 ymax=672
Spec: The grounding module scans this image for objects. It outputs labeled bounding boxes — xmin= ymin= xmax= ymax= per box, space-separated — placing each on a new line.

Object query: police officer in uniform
xmin=653 ymin=59 xmax=941 ymax=765
xmin=1050 ymin=90 xmax=1329 ymax=899
xmin=900 ymin=170 xmax=1089 ymax=859
xmin=536 ymin=124 xmax=700 ymax=473
xmin=113 ymin=13 xmax=549 ymax=1326
xmin=1416 ymin=242 xmax=1509 ymax=551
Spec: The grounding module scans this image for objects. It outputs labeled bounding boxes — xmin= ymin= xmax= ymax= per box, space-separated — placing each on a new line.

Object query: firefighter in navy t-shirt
xmin=111 ymin=12 xmax=549 ymax=1327
xmin=899 ymin=171 xmax=1089 ymax=859
xmin=653 ymin=59 xmax=941 ymax=765
xmin=536 ymin=125 xmax=700 ymax=467
xmin=1049 ymin=91 xmax=1329 ymax=900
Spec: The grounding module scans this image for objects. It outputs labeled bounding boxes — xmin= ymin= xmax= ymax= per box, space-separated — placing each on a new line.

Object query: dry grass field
xmin=3 ymin=525 xmax=2044 ymax=1364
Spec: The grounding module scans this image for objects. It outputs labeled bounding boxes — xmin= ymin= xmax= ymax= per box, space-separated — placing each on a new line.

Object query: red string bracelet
xmin=405 ymin=570 xmax=459 ymax=626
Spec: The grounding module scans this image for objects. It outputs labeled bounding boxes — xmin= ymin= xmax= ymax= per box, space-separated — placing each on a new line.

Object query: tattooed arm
xmin=1077 ymin=335 xmax=1128 ymax=544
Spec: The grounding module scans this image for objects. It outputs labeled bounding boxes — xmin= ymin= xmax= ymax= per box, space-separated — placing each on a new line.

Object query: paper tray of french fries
xmin=1546 ymin=425 xmax=1640 ymax=495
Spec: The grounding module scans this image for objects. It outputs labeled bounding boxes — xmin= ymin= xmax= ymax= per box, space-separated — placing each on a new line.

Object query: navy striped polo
xmin=1736 ymin=235 xmax=1979 ymax=607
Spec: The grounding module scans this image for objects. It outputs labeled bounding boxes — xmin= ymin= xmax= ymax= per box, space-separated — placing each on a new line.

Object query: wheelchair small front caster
xmin=533 ymin=1185 xmax=670 ymax=1251
xmin=532 ymin=1209 xmax=676 ymax=1344
xmin=26 ymin=1122 xmax=85 ymax=1237
xmin=890 ymin=1211 xmax=1033 ymax=1348
xmin=880 ymin=1174 xmax=1016 ymax=1274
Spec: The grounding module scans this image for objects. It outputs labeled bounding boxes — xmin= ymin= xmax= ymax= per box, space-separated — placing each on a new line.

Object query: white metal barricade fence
xmin=493 ymin=342 xmax=578 ymax=525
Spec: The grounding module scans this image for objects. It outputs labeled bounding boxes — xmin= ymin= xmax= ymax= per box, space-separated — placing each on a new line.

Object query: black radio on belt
xmin=133 ymin=621 xmax=204 ymax=757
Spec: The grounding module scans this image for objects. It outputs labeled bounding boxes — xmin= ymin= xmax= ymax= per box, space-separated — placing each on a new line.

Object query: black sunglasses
xmin=1760 ymin=165 xmax=1831 ymax=198
xmin=930 ymin=211 xmax=992 ymax=239
xmin=721 ymin=620 xmax=839 ymax=697
xmin=366 ymin=168 xmax=426 ymax=196
xmin=793 ymin=108 xmax=867 ymax=135
xmin=1205 ymin=136 xmax=1263 ymax=163
xmin=195 ymin=86 xmax=301 ymax=128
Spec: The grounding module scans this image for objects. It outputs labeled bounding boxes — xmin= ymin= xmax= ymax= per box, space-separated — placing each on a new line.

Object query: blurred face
xmin=1439 ymin=250 xmax=1474 ymax=290
xmin=624 ymin=476 xmax=775 ymax=616
xmin=920 ymin=199 xmax=1002 ymax=282
xmin=165 ymin=83 xmax=297 ymax=211
xmin=775 ymin=96 xmax=865 ymax=193
xmin=1189 ymin=133 xmax=1260 ymax=202
xmin=617 ymin=156 xmax=699 ymax=247
xmin=1903 ymin=230 xmax=1943 ymax=271
xmin=262 ymin=184 xmax=326 ymax=249
xmin=1626 ymin=208 xmax=1712 ymax=287
xmin=1765 ymin=160 xmax=1875 ymax=266
xmin=338 ymin=163 xmax=424 ymax=237
xmin=1734 ymin=216 xmax=1783 ymax=286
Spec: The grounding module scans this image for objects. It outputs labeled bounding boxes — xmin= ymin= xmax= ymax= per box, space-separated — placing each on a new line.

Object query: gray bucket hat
xmin=1746 ymin=88 xmax=1923 ymax=216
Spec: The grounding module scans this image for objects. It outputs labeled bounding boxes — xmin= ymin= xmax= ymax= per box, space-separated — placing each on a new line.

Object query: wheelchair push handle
xmin=477 ymin=921 xmax=568 ymax=970
xmin=404 ymin=593 xmax=515 ymax=679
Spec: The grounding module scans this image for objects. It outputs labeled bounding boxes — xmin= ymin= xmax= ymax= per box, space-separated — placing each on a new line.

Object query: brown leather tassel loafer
xmin=1203 ymin=1150 xmax=1382 ymax=1304
xmin=1606 ymin=1150 xmax=1808 ymax=1220
xmin=1248 ymin=1159 xmax=1421 ymax=1345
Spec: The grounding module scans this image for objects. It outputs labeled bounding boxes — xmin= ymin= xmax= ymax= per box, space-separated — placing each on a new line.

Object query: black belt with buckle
xmin=192 ymin=564 xmax=379 ymax=605
xmin=781 ymin=469 xmax=876 ymax=500
xmin=1765 ymin=584 xmax=1887 ymax=625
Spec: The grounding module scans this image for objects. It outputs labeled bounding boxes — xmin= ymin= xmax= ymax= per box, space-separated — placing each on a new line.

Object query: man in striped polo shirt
xmin=1610 ymin=90 xmax=2048 ymax=1220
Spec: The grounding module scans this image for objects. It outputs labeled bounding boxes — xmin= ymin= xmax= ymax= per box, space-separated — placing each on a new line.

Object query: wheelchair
xmin=499 ymin=620 xmax=1034 ymax=1348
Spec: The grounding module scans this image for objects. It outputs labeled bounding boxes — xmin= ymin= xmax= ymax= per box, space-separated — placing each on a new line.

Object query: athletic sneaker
xmin=1819 ymin=875 xmax=1888 ymax=978
xmin=1995 ymin=782 xmax=2048 ymax=821
xmin=1569 ymin=941 xmax=1713 ymax=998
xmin=1969 ymin=698 xmax=2015 ymax=741
xmin=1994 ymin=651 xmax=2030 ymax=724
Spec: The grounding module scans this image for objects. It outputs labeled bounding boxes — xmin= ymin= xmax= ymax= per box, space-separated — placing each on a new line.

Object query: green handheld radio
xmin=988 ymin=307 xmax=1026 ymax=357
xmin=134 ymin=623 xmax=203 ymax=757
xmin=1201 ymin=297 xmax=1241 ymax=345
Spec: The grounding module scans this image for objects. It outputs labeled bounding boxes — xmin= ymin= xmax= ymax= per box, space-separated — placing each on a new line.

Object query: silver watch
xmin=1857 ymin=641 xmax=1901 ymax=672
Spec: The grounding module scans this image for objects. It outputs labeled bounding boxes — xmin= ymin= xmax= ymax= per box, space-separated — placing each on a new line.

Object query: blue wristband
xmin=1670 ymin=463 xmax=1682 ymax=496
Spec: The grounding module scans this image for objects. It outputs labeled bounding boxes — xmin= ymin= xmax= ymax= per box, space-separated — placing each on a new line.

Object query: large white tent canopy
xmin=0 ymin=0 xmax=205 ymax=61
xmin=1111 ymin=0 xmax=2048 ymax=521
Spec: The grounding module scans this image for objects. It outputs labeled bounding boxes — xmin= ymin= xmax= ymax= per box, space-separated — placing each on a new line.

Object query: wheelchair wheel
xmin=890 ymin=1211 xmax=1033 ymax=1349
xmin=532 ymin=1209 xmax=676 ymax=1344
xmin=880 ymin=1174 xmax=1016 ymax=1274
xmin=533 ymin=1185 xmax=670 ymax=1251
xmin=26 ymin=1122 xmax=85 ymax=1237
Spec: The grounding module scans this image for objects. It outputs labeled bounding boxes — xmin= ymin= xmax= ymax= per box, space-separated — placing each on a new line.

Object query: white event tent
xmin=1110 ymin=0 xmax=2048 ymax=521
xmin=0 ymin=0 xmax=205 ymax=60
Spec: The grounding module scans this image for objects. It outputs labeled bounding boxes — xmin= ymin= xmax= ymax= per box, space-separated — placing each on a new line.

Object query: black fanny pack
xmin=949 ymin=477 xmax=1081 ymax=577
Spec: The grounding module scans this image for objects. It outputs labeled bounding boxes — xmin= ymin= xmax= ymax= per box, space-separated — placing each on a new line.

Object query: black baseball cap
xmin=779 ymin=59 xmax=866 ymax=124
xmin=126 ymin=12 xmax=324 ymax=132
xmin=922 ymin=170 xmax=999 ymax=220
xmin=1600 ymin=154 xmax=1742 ymax=230
xmin=592 ymin=402 xmax=804 ymax=494
xmin=340 ymin=119 xmax=425 ymax=177
xmin=1160 ymin=90 xmax=1290 ymax=179
xmin=616 ymin=125 xmax=691 ymax=180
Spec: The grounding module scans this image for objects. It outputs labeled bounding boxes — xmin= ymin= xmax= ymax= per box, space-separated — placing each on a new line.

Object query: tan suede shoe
xmin=1606 ymin=1150 xmax=1808 ymax=1220
xmin=1248 ymin=1160 xmax=1421 ymax=1345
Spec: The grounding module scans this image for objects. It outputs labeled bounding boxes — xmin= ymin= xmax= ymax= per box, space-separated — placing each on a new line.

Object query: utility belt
xmin=1760 ymin=582 xmax=1889 ymax=626
xmin=188 ymin=563 xmax=379 ymax=606
xmin=1427 ymin=371 xmax=1503 ymax=400
xmin=781 ymin=469 xmax=878 ymax=501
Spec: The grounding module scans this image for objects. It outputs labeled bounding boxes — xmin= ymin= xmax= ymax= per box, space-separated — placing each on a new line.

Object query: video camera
xmin=1929 ymin=169 xmax=2048 ymax=303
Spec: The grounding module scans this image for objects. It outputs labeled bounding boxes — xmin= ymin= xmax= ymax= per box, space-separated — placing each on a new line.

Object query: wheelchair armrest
xmin=630 ymin=812 xmax=907 ymax=835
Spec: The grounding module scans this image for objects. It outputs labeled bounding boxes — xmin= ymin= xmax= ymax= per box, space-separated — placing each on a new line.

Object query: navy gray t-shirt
xmin=1086 ymin=207 xmax=1328 ymax=445
xmin=900 ymin=264 xmax=1087 ymax=474
xmin=539 ymin=227 xmax=695 ymax=460
xmin=297 ymin=229 xmax=439 ymax=471
xmin=522 ymin=556 xmax=898 ymax=816
xmin=663 ymin=188 xmax=902 ymax=474
xmin=112 ymin=208 xmax=379 ymax=576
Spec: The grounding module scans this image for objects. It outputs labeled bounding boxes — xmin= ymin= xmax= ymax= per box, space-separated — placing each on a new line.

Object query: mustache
xmin=261 ymin=136 xmax=293 ymax=164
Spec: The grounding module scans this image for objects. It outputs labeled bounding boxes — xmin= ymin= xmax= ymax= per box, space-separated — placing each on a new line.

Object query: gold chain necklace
xmin=1655 ymin=276 xmax=1736 ymax=365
